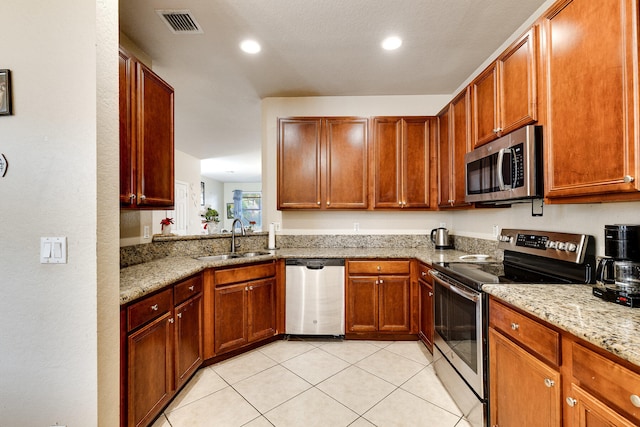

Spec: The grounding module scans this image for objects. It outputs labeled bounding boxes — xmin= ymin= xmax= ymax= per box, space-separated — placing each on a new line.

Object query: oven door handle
xmin=429 ymin=270 xmax=480 ymax=302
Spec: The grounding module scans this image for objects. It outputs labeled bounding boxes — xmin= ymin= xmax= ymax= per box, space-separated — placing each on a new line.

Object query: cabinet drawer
xmin=418 ymin=263 xmax=431 ymax=282
xmin=215 ymin=262 xmax=276 ymax=286
xmin=347 ymin=260 xmax=410 ymax=275
xmin=489 ymin=299 xmax=560 ymax=366
xmin=572 ymin=342 xmax=640 ymax=422
xmin=174 ymin=274 xmax=202 ymax=305
xmin=127 ymin=288 xmax=173 ymax=332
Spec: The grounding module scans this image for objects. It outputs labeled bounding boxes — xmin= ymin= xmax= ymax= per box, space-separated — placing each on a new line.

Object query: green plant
xmin=204 ymin=208 xmax=219 ymax=222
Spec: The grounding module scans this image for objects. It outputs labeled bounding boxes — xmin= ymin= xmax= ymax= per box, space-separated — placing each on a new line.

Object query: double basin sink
xmin=196 ymin=251 xmax=271 ymax=261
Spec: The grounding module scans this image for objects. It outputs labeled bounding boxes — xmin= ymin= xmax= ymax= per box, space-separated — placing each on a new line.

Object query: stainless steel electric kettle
xmin=431 ymin=227 xmax=452 ymax=249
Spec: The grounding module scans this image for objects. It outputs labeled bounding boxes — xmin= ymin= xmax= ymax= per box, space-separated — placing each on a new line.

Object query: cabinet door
xmin=489 ymin=328 xmax=561 ymax=427
xmin=347 ymin=276 xmax=379 ymax=332
xmin=402 ymin=118 xmax=431 ymax=208
xmin=378 ymin=275 xmax=411 ymax=332
xmin=373 ymin=117 xmax=403 ymax=208
xmin=499 ymin=27 xmax=537 ymax=137
xmin=437 ymin=107 xmax=452 ymax=207
xmin=325 ymin=118 xmax=369 ymax=209
xmin=214 ymin=283 xmax=248 ymax=354
xmin=277 ymin=118 xmax=323 ymax=209
xmin=119 ymin=49 xmax=135 ymax=206
xmin=128 ymin=312 xmax=174 ymax=427
xmin=543 ymin=0 xmax=640 ymax=200
xmin=450 ymin=89 xmax=472 ymax=207
xmin=471 ymin=63 xmax=499 ymax=147
xmin=568 ymin=383 xmax=636 ymax=427
xmin=135 ymin=62 xmax=175 ymax=207
xmin=418 ymin=272 xmax=433 ymax=351
xmin=247 ymin=277 xmax=276 ymax=342
xmin=174 ymin=294 xmax=202 ymax=390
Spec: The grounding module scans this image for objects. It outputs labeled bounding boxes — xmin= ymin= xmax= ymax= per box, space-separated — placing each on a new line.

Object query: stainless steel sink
xmin=240 ymin=251 xmax=271 ymax=257
xmin=196 ymin=254 xmax=241 ymax=261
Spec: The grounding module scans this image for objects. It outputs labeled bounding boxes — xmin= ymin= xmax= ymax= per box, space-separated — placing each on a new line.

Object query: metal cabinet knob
xmin=377 ymin=265 xmax=381 ymax=271
xmin=544 ymin=378 xmax=555 ymax=388
xmin=510 ymin=322 xmax=519 ymax=331
xmin=168 ymin=318 xmax=174 ymax=324
xmin=566 ymin=397 xmax=577 ymax=407
xmin=624 ymin=175 xmax=635 ymax=183
xmin=177 ymin=313 xmax=182 ymax=319
xmin=151 ymin=304 xmax=158 ymax=311
xmin=631 ymin=394 xmax=640 ymax=408
xmin=129 ymin=193 xmax=136 ymax=200
xmin=139 ymin=195 xmax=146 ymax=200
xmin=428 ymin=292 xmax=433 ymax=296
xmin=249 ymin=286 xmax=254 ymax=290
xmin=421 ymin=271 xmax=427 ymax=277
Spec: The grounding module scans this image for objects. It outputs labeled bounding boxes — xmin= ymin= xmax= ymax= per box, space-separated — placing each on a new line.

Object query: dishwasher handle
xmin=285 ymin=258 xmax=345 ymax=268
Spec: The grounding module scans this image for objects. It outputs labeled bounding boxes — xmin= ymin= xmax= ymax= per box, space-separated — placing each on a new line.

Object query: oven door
xmin=431 ymin=270 xmax=485 ymax=399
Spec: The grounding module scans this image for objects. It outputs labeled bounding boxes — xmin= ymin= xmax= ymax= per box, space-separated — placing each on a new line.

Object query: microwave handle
xmin=497 ymin=148 xmax=513 ymax=190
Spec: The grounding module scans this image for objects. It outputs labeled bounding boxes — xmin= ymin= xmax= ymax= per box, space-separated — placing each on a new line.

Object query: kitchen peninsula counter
xmin=483 ymin=284 xmax=640 ymax=368
xmin=119 ymin=247 xmax=472 ymax=305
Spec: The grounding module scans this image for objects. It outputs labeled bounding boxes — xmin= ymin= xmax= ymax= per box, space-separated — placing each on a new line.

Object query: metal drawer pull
xmin=188 ymin=285 xmax=194 ymax=291
xmin=510 ymin=322 xmax=519 ymax=331
xmin=566 ymin=397 xmax=577 ymax=407
xmin=544 ymin=378 xmax=555 ymax=388
xmin=150 ymin=304 xmax=158 ymax=311
xmin=631 ymin=394 xmax=640 ymax=408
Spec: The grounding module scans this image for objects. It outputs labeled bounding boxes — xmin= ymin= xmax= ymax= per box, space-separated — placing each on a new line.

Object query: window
xmin=241 ymin=191 xmax=262 ymax=230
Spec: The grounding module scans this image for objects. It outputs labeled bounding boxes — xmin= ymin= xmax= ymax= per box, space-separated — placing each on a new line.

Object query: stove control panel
xmin=498 ymin=229 xmax=593 ymax=263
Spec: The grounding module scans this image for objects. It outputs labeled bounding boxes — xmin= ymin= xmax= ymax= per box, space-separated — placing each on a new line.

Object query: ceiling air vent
xmin=156 ymin=9 xmax=203 ymax=34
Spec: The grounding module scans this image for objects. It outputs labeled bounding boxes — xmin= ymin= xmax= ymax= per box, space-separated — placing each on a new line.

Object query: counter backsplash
xmin=120 ymin=232 xmax=502 ymax=268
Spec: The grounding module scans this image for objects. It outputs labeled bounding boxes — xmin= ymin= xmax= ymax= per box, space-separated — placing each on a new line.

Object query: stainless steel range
xmin=429 ymin=229 xmax=596 ymax=427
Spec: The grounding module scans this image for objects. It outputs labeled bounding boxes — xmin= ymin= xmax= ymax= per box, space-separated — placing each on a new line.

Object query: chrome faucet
xmin=230 ymin=218 xmax=246 ymax=253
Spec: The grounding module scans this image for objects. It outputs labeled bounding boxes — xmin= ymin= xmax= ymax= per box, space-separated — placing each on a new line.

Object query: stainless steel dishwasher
xmin=285 ymin=258 xmax=345 ymax=336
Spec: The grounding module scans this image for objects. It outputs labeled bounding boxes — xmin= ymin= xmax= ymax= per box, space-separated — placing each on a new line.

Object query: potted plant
xmin=203 ymin=208 xmax=219 ymax=234
xmin=160 ymin=217 xmax=174 ymax=235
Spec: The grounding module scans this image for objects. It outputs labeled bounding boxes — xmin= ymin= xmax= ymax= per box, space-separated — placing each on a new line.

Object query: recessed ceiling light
xmin=240 ymin=39 xmax=261 ymax=54
xmin=381 ymin=36 xmax=402 ymax=51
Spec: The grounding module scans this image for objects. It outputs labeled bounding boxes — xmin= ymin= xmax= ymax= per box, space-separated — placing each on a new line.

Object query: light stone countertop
xmin=482 ymin=284 xmax=640 ymax=367
xmin=120 ymin=250 xmax=640 ymax=368
xmin=119 ymin=247 xmax=472 ymax=305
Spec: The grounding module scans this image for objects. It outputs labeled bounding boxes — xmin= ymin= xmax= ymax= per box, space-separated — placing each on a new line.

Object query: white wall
xmin=0 ymin=1 xmax=119 ymax=425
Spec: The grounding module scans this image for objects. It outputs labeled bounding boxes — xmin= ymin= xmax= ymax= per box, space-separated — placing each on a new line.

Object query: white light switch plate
xmin=41 ymin=237 xmax=67 ymax=264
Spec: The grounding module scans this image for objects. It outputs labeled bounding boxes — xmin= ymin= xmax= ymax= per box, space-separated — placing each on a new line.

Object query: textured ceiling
xmin=119 ymin=0 xmax=548 ymax=182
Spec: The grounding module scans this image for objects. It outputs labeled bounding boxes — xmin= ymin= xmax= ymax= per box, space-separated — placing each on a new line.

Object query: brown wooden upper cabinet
xmin=119 ymin=47 xmax=175 ymax=209
xmin=277 ymin=117 xmax=369 ymax=209
xmin=471 ymin=27 xmax=538 ymax=148
xmin=541 ymin=0 xmax=640 ymax=202
xmin=372 ymin=117 xmax=434 ymax=209
xmin=438 ymin=89 xmax=472 ymax=208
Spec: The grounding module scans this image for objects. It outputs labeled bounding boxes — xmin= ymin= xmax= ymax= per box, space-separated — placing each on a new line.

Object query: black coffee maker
xmin=593 ymin=224 xmax=640 ymax=307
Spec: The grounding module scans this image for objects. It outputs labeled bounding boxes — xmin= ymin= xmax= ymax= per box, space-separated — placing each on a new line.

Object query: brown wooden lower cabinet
xmin=489 ymin=327 xmax=561 ymax=426
xmin=489 ymin=297 xmax=640 ymax=427
xmin=213 ymin=262 xmax=277 ymax=355
xmin=122 ymin=274 xmax=203 ymax=427
xmin=417 ymin=262 xmax=433 ymax=352
xmin=346 ymin=260 xmax=416 ymax=337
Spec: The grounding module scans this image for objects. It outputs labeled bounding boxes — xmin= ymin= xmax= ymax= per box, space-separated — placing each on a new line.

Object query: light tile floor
xmin=151 ymin=339 xmax=472 ymax=427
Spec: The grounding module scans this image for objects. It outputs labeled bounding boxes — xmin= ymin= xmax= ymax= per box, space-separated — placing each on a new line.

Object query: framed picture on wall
xmin=0 ymin=70 xmax=12 ymax=116
xmin=226 ymin=203 xmax=234 ymax=219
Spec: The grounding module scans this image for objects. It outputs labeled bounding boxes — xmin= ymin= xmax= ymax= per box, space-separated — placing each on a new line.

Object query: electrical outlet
xmin=353 ymin=222 xmax=360 ymax=231
xmin=492 ymin=225 xmax=500 ymax=237
xmin=274 ymin=222 xmax=281 ymax=232
xmin=143 ymin=226 xmax=150 ymax=239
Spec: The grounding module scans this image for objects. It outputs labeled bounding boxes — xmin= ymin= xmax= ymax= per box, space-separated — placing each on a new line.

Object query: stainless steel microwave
xmin=464 ymin=125 xmax=542 ymax=204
